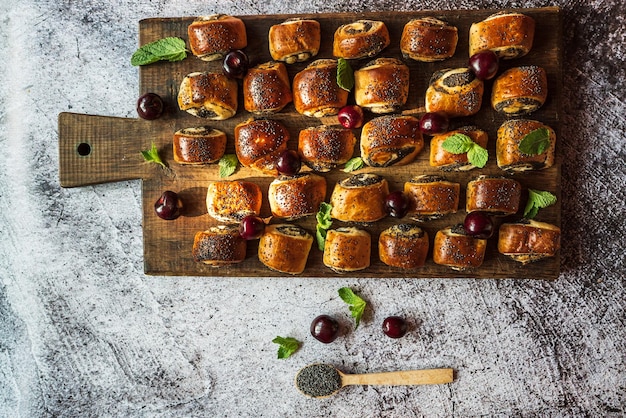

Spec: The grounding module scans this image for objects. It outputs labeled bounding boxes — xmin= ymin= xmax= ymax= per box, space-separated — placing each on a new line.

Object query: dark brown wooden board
xmin=58 ymin=7 xmax=562 ymax=278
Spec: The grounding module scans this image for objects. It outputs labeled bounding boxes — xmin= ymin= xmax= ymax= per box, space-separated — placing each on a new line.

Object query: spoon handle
xmin=341 ymin=368 xmax=453 ymax=387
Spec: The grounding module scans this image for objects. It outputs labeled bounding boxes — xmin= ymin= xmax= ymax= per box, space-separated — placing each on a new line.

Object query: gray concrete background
xmin=1 ymin=0 xmax=624 ymax=416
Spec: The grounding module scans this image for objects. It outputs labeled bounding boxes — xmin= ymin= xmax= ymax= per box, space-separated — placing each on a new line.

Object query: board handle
xmin=58 ymin=112 xmax=166 ymax=187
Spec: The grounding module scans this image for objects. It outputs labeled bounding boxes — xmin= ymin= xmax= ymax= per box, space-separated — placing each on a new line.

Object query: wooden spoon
xmin=295 ymin=363 xmax=454 ymax=398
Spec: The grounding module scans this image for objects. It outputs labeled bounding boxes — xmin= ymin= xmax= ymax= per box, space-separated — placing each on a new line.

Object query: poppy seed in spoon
xmin=295 ymin=364 xmax=342 ymax=398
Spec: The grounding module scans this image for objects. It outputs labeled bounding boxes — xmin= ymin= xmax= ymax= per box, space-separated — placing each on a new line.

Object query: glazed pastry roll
xmin=354 ymin=58 xmax=410 ymax=113
xmin=243 ymin=61 xmax=292 ymax=114
xmin=404 ymin=175 xmax=460 ymax=221
xmin=333 ymin=20 xmax=390 ymax=59
xmin=206 ymin=180 xmax=263 ymax=223
xmin=258 ymin=224 xmax=313 ymax=274
xmin=379 ymin=224 xmax=429 ymax=269
xmin=400 ymin=17 xmax=458 ymax=62
xmin=360 ymin=115 xmax=423 ymax=167
xmin=323 ymin=227 xmax=371 ymax=273
xmin=425 ymin=68 xmax=484 ymax=117
xmin=178 ymin=72 xmax=238 ymax=120
xmin=492 ymin=66 xmax=548 ymax=116
xmin=433 ymin=225 xmax=487 ymax=270
xmin=293 ymin=59 xmax=349 ymax=117
xmin=498 ymin=219 xmax=561 ymax=264
xmin=330 ymin=173 xmax=389 ymax=223
xmin=469 ymin=12 xmax=535 ymax=59
xmin=173 ymin=127 xmax=227 ymax=164
xmin=268 ymin=18 xmax=321 ymax=63
xmin=268 ymin=173 xmax=327 ymax=220
xmin=430 ymin=126 xmax=489 ymax=171
xmin=298 ymin=126 xmax=357 ymax=172
xmin=187 ymin=15 xmax=248 ymax=61
xmin=466 ymin=175 xmax=521 ymax=216
xmin=192 ymin=226 xmax=247 ymax=265
xmin=496 ymin=119 xmax=556 ymax=172
xmin=234 ymin=119 xmax=290 ymax=176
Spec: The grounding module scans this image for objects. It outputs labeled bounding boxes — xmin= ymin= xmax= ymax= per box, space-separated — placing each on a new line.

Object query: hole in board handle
xmin=77 ymin=143 xmax=91 ymax=156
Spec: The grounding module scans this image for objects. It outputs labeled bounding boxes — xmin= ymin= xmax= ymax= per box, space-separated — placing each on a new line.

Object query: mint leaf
xmin=524 ymin=189 xmax=557 ymax=218
xmin=343 ymin=157 xmax=364 ymax=172
xmin=218 ymin=154 xmax=238 ymax=178
xmin=131 ymin=37 xmax=188 ymax=66
xmin=141 ymin=142 xmax=166 ymax=168
xmin=315 ymin=202 xmax=333 ymax=250
xmin=518 ymin=127 xmax=550 ymax=155
xmin=442 ymin=133 xmax=488 ymax=168
xmin=338 ymin=287 xmax=366 ymax=330
xmin=337 ymin=58 xmax=354 ymax=91
xmin=272 ymin=336 xmax=301 ymax=359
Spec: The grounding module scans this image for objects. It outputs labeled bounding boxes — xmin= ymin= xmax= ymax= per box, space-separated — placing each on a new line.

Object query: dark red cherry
xmin=468 ymin=50 xmax=499 ymax=80
xmin=137 ymin=93 xmax=164 ymax=120
xmin=239 ymin=215 xmax=265 ymax=240
xmin=222 ymin=50 xmax=249 ymax=79
xmin=337 ymin=105 xmax=364 ymax=129
xmin=310 ymin=315 xmax=340 ymax=344
xmin=463 ymin=211 xmax=494 ymax=239
xmin=276 ymin=149 xmax=302 ymax=176
xmin=154 ymin=190 xmax=182 ymax=220
xmin=382 ymin=316 xmax=408 ymax=338
xmin=418 ymin=112 xmax=449 ymax=135
xmin=385 ymin=191 xmax=409 ymax=218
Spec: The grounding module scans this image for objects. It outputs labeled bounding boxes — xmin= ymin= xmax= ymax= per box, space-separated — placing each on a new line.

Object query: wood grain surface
xmin=58 ymin=7 xmax=562 ymax=278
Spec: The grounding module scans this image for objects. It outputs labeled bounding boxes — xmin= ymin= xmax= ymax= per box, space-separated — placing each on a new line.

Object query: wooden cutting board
xmin=58 ymin=7 xmax=562 ymax=278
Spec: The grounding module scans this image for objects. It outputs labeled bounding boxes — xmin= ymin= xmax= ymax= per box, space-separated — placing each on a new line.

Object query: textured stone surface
xmin=1 ymin=0 xmax=624 ymax=416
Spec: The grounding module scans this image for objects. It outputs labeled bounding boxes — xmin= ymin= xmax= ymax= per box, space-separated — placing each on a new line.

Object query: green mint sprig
xmin=218 ymin=154 xmax=238 ymax=178
xmin=343 ymin=157 xmax=364 ymax=172
xmin=141 ymin=142 xmax=166 ymax=168
xmin=518 ymin=127 xmax=551 ymax=155
xmin=315 ymin=202 xmax=333 ymax=251
xmin=441 ymin=133 xmax=488 ymax=168
xmin=524 ymin=189 xmax=557 ymax=219
xmin=131 ymin=37 xmax=188 ymax=66
xmin=337 ymin=58 xmax=354 ymax=91
xmin=338 ymin=287 xmax=366 ymax=330
xmin=272 ymin=336 xmax=301 ymax=359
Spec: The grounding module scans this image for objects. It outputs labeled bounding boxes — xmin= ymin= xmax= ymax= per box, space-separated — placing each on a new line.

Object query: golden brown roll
xmin=268 ymin=173 xmax=327 ymax=220
xmin=192 ymin=226 xmax=247 ymax=266
xmin=292 ymin=59 xmax=349 ymax=117
xmin=425 ymin=68 xmax=484 ymax=118
xmin=469 ymin=12 xmax=535 ymax=59
xmin=206 ymin=180 xmax=263 ymax=223
xmin=234 ymin=118 xmax=290 ymax=176
xmin=187 ymin=15 xmax=248 ymax=61
xmin=177 ymin=72 xmax=238 ymax=120
xmin=258 ymin=224 xmax=314 ymax=274
xmin=333 ymin=20 xmax=390 ymax=59
xmin=378 ymin=224 xmax=429 ymax=269
xmin=404 ymin=175 xmax=460 ymax=221
xmin=298 ymin=126 xmax=357 ymax=172
xmin=330 ymin=173 xmax=389 ymax=223
xmin=173 ymin=127 xmax=227 ymax=164
xmin=323 ymin=227 xmax=371 ymax=273
xmin=496 ymin=119 xmax=556 ymax=172
xmin=498 ymin=219 xmax=561 ymax=264
xmin=268 ymin=18 xmax=321 ymax=63
xmin=433 ymin=225 xmax=487 ymax=270
xmin=466 ymin=175 xmax=521 ymax=216
xmin=429 ymin=126 xmax=489 ymax=171
xmin=400 ymin=17 xmax=458 ymax=62
xmin=491 ymin=66 xmax=548 ymax=116
xmin=360 ymin=115 xmax=423 ymax=167
xmin=354 ymin=58 xmax=410 ymax=113
xmin=243 ymin=61 xmax=292 ymax=114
